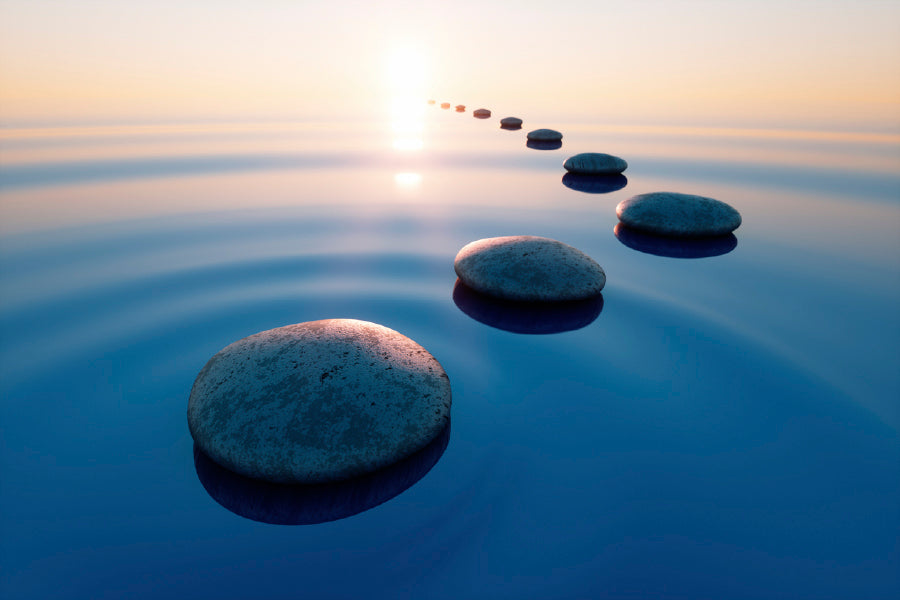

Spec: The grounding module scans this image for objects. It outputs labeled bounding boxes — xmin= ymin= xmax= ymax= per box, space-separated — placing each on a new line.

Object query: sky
xmin=1 ymin=0 xmax=898 ymax=131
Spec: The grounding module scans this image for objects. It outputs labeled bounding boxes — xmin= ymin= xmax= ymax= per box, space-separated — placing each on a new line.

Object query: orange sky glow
xmin=1 ymin=0 xmax=898 ymax=132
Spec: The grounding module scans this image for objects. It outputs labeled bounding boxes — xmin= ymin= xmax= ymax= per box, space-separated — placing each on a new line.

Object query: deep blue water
xmin=1 ymin=111 xmax=899 ymax=599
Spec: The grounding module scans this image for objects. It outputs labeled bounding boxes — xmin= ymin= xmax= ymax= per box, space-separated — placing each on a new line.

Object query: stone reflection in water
xmin=526 ymin=139 xmax=563 ymax=151
xmin=194 ymin=422 xmax=450 ymax=525
xmin=561 ymin=173 xmax=628 ymax=194
xmin=614 ymin=223 xmax=738 ymax=259
xmin=453 ymin=279 xmax=603 ymax=334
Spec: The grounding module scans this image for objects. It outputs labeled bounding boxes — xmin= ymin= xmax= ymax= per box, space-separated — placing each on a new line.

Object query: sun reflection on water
xmin=393 ymin=172 xmax=423 ymax=189
xmin=390 ymin=96 xmax=425 ymax=152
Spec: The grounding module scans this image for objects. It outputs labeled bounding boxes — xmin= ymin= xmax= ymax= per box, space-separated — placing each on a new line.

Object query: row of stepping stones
xmin=428 ymin=98 xmax=742 ymax=237
xmin=187 ymin=99 xmax=744 ymax=519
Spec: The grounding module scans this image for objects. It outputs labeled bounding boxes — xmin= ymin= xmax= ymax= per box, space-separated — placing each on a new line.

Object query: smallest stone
xmin=527 ymin=128 xmax=563 ymax=141
xmin=564 ymin=153 xmax=628 ymax=175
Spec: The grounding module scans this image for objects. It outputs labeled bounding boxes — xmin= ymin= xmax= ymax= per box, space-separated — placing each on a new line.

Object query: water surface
xmin=1 ymin=110 xmax=898 ymax=599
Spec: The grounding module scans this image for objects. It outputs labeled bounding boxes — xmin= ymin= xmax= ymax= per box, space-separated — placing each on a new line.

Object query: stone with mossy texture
xmin=564 ymin=152 xmax=628 ymax=175
xmin=616 ymin=192 xmax=742 ymax=237
xmin=454 ymin=235 xmax=605 ymax=301
xmin=187 ymin=319 xmax=451 ymax=484
xmin=526 ymin=128 xmax=563 ymax=141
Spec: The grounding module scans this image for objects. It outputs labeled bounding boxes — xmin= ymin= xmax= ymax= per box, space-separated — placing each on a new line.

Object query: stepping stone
xmin=188 ymin=319 xmax=452 ymax=484
xmin=500 ymin=117 xmax=523 ymax=129
xmin=564 ymin=152 xmax=628 ymax=175
xmin=616 ymin=192 xmax=742 ymax=237
xmin=455 ymin=105 xmax=466 ymax=112
xmin=454 ymin=235 xmax=605 ymax=301
xmin=440 ymin=102 xmax=451 ymax=109
xmin=473 ymin=108 xmax=491 ymax=118
xmin=427 ymin=99 xmax=436 ymax=105
xmin=526 ymin=128 xmax=562 ymax=141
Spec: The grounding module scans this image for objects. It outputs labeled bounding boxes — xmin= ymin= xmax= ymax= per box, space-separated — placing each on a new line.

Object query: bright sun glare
xmin=386 ymin=47 xmax=428 ymax=152
xmin=386 ymin=47 xmax=427 ymax=94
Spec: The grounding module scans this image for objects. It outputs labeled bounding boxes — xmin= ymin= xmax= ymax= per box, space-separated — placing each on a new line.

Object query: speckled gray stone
xmin=187 ymin=319 xmax=451 ymax=484
xmin=564 ymin=153 xmax=628 ymax=175
xmin=500 ymin=117 xmax=523 ymax=127
xmin=473 ymin=108 xmax=491 ymax=118
xmin=454 ymin=236 xmax=605 ymax=301
xmin=526 ymin=128 xmax=562 ymax=141
xmin=616 ymin=192 xmax=742 ymax=237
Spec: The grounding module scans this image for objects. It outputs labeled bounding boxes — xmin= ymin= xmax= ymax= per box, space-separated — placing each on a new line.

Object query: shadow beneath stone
xmin=194 ymin=422 xmax=450 ymax=525
xmin=453 ymin=279 xmax=603 ymax=334
xmin=562 ymin=173 xmax=628 ymax=194
xmin=500 ymin=123 xmax=522 ymax=130
xmin=614 ymin=223 xmax=738 ymax=259
xmin=526 ymin=139 xmax=563 ymax=151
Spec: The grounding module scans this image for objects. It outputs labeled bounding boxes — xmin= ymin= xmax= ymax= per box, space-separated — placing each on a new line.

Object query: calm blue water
xmin=1 ymin=110 xmax=899 ymax=599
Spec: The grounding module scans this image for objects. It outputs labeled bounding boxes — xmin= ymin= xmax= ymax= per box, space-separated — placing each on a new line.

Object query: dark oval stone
xmin=187 ymin=319 xmax=452 ymax=484
xmin=454 ymin=235 xmax=605 ymax=301
xmin=616 ymin=192 xmax=742 ymax=237
xmin=527 ymin=128 xmax=563 ymax=141
xmin=564 ymin=152 xmax=628 ymax=175
xmin=473 ymin=108 xmax=491 ymax=118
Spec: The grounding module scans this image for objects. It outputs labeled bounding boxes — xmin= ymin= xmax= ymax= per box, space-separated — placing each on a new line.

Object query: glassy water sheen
xmin=1 ymin=110 xmax=899 ymax=599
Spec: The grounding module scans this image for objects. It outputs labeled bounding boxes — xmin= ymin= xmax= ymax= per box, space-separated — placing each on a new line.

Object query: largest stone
xmin=188 ymin=319 xmax=451 ymax=484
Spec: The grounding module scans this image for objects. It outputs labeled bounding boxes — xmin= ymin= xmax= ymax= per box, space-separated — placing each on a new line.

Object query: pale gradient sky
xmin=1 ymin=0 xmax=898 ymax=131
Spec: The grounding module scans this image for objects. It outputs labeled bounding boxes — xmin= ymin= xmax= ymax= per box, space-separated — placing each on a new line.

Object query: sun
xmin=386 ymin=46 xmax=428 ymax=95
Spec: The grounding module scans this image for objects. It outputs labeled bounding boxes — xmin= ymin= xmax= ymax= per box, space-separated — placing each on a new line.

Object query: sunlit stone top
xmin=454 ymin=235 xmax=605 ymax=301
xmin=188 ymin=319 xmax=452 ymax=484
